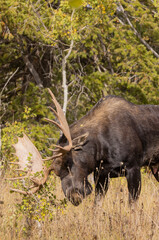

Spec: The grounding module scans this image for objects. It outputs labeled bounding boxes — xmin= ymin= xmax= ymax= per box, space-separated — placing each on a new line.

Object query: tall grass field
xmin=0 ymin=172 xmax=158 ymax=240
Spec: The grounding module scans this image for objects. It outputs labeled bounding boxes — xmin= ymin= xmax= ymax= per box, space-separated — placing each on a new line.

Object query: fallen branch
xmin=23 ymin=55 xmax=43 ymax=87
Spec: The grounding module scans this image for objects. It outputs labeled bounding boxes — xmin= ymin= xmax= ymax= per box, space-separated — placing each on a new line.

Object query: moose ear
xmin=72 ymin=132 xmax=89 ymax=151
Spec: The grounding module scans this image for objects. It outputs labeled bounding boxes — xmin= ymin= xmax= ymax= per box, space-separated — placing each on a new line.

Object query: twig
xmin=0 ymin=67 xmax=19 ymax=97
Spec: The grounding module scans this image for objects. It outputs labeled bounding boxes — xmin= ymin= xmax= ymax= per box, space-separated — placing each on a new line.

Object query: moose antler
xmin=7 ymin=133 xmax=56 ymax=195
xmin=7 ymin=134 xmax=47 ymax=194
xmin=44 ymin=88 xmax=72 ymax=153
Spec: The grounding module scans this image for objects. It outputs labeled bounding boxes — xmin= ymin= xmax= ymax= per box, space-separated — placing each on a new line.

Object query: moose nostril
xmin=70 ymin=192 xmax=82 ymax=206
xmin=66 ymin=188 xmax=83 ymax=206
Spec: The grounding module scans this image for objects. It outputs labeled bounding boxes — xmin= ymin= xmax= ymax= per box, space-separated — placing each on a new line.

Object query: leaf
xmin=68 ymin=0 xmax=83 ymax=8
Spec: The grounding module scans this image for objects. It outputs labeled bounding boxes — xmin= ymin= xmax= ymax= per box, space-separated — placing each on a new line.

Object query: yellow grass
xmin=0 ymin=173 xmax=159 ymax=240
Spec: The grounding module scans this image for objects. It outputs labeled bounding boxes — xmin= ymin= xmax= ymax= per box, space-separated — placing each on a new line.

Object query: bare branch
xmin=62 ymin=9 xmax=75 ymax=115
xmin=62 ymin=38 xmax=74 ymax=115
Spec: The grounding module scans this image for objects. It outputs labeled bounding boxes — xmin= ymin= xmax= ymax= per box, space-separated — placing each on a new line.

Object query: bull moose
xmin=11 ymin=89 xmax=159 ymax=206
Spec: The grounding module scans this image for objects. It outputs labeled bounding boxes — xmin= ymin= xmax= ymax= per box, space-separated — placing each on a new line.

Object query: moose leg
xmin=126 ymin=167 xmax=141 ymax=204
xmin=94 ymin=173 xmax=109 ymax=206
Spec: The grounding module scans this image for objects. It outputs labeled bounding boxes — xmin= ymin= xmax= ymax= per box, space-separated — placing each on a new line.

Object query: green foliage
xmin=15 ymin=178 xmax=67 ymax=225
xmin=81 ymin=71 xmax=149 ymax=114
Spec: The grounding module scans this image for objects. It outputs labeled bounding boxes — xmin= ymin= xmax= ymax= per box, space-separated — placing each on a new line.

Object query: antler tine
xmin=6 ymin=170 xmax=31 ymax=181
xmin=49 ymin=144 xmax=70 ymax=152
xmin=42 ymin=153 xmax=63 ymax=161
xmin=48 ymin=148 xmax=59 ymax=152
xmin=6 ymin=176 xmax=29 ymax=180
xmin=44 ymin=118 xmax=63 ymax=131
xmin=10 ymin=186 xmax=41 ymax=195
xmin=9 ymin=162 xmax=20 ymax=165
xmin=15 ymin=169 xmax=28 ymax=172
xmin=10 ymin=188 xmax=28 ymax=195
xmin=47 ymin=88 xmax=72 ymax=151
xmin=49 ymin=106 xmax=58 ymax=118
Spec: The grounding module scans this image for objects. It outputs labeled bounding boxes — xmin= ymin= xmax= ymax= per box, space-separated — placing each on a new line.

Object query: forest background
xmin=0 ymin=0 xmax=159 ymax=239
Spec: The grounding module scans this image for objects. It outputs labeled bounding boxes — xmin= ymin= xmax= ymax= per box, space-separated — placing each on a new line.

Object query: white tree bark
xmin=62 ymin=10 xmax=75 ymax=116
xmin=62 ymin=39 xmax=74 ymax=115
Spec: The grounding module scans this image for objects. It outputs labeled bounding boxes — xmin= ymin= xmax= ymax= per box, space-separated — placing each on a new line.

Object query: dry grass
xmin=0 ymin=173 xmax=159 ymax=240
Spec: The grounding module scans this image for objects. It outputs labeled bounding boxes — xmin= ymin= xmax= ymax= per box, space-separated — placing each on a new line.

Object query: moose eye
xmin=74 ymin=146 xmax=83 ymax=151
